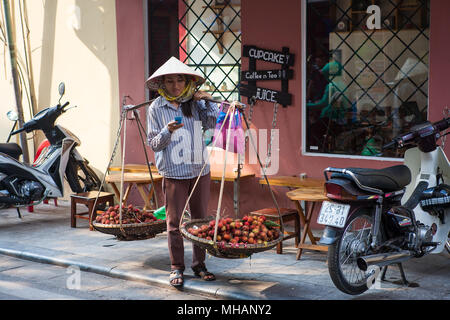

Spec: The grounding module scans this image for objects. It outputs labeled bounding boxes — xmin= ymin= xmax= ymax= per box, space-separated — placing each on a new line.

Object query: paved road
xmin=0 ymin=254 xmax=216 ymax=300
xmin=0 ymin=202 xmax=448 ymax=301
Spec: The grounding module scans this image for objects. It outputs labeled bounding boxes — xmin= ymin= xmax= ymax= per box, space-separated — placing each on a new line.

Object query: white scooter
xmin=319 ymin=117 xmax=449 ymax=295
xmin=399 ymin=121 xmax=450 ymax=255
xmin=0 ymin=83 xmax=101 ymax=213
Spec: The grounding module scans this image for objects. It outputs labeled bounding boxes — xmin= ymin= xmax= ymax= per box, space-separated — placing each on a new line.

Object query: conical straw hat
xmin=146 ymin=56 xmax=205 ymax=91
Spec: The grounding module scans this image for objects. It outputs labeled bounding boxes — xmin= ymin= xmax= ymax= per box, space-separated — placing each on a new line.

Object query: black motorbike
xmin=0 ymin=83 xmax=101 ymax=210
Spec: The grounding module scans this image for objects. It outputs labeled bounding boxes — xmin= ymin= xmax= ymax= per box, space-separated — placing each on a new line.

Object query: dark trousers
xmin=163 ymin=173 xmax=210 ymax=272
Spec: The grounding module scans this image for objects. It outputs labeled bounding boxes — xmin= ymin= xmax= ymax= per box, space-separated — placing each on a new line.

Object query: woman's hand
xmin=167 ymin=120 xmax=184 ymax=133
xmin=193 ymin=90 xmax=213 ymax=101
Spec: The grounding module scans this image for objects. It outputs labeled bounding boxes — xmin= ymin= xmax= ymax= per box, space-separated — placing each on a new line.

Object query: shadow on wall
xmin=36 ymin=1 xmax=57 ymax=147
xmin=35 ymin=1 xmax=121 ymax=197
xmin=73 ymin=1 xmax=121 ymax=181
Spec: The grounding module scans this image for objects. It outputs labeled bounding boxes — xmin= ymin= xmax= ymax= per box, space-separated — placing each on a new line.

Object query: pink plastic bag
xmin=212 ymin=103 xmax=245 ymax=155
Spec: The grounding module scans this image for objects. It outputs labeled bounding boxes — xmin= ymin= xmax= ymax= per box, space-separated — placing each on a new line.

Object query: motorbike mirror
xmin=58 ymin=82 xmax=65 ymax=96
xmin=6 ymin=110 xmax=19 ymax=121
xmin=58 ymin=82 xmax=65 ymax=105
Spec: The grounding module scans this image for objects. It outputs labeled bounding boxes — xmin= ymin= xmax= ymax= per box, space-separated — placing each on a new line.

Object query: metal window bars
xmin=307 ymin=0 xmax=429 ymax=156
xmin=178 ymin=0 xmax=241 ymax=101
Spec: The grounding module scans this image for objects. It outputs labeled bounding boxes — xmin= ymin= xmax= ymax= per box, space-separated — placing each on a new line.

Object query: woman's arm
xmin=147 ymin=106 xmax=172 ymax=152
xmin=193 ymin=91 xmax=219 ymax=129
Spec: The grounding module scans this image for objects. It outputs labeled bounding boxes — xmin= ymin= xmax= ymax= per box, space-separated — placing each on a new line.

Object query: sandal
xmin=169 ymin=269 xmax=184 ymax=287
xmin=192 ymin=266 xmax=216 ymax=281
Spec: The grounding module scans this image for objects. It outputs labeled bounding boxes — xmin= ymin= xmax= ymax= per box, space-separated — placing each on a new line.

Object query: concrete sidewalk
xmin=0 ymin=201 xmax=448 ymax=300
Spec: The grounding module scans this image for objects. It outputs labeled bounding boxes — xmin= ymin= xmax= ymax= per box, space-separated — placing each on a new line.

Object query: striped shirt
xmin=147 ymin=96 xmax=219 ymax=179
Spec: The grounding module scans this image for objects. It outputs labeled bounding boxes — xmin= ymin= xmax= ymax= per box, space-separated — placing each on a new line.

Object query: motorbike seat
xmin=0 ymin=143 xmax=23 ymax=160
xmin=331 ymin=165 xmax=411 ymax=193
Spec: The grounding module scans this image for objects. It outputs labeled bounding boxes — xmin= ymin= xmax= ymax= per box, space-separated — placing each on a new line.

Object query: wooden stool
xmin=249 ymin=207 xmax=301 ymax=254
xmin=70 ymin=191 xmax=114 ymax=230
xmin=286 ymin=187 xmax=328 ymax=260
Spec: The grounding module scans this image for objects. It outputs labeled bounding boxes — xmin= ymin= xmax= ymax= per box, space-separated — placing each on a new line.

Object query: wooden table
xmin=109 ymin=164 xmax=158 ymax=173
xmin=258 ymin=176 xmax=324 ymax=189
xmin=259 ymin=176 xmax=327 ymax=260
xmin=107 ymin=164 xmax=255 ymax=216
xmin=105 ymin=172 xmax=163 ymax=210
xmin=286 ymin=187 xmax=328 ymax=260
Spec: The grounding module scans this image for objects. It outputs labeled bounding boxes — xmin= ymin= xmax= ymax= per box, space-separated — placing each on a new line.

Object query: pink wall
xmin=115 ymin=0 xmax=449 ymax=225
xmin=115 ymin=0 xmax=161 ymax=205
xmin=115 ymin=0 xmax=147 ymax=161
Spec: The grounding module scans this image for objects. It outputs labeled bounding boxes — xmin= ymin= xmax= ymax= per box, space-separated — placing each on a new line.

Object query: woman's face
xmin=163 ymin=74 xmax=186 ymax=97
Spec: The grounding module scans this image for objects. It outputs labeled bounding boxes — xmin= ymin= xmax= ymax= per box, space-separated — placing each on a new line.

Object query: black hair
xmin=181 ymin=100 xmax=193 ymax=117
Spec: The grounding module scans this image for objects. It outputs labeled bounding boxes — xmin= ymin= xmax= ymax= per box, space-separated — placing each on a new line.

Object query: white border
xmin=300 ymin=0 xmax=403 ymax=162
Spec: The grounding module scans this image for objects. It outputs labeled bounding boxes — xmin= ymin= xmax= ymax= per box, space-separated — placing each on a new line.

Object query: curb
xmin=0 ymin=247 xmax=262 ymax=300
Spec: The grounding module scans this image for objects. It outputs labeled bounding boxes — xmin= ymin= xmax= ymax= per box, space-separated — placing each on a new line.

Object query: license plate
xmin=317 ymin=201 xmax=350 ymax=228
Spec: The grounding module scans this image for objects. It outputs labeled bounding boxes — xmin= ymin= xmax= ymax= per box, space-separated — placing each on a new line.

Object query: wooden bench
xmin=105 ymin=172 xmax=163 ymax=210
xmin=70 ymin=191 xmax=115 ymax=230
xmin=108 ymin=163 xmax=255 ymax=216
xmin=249 ymin=207 xmax=300 ymax=254
xmin=108 ymin=164 xmax=158 ymax=173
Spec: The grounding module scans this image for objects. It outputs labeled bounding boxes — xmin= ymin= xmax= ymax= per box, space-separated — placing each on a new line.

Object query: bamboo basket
xmin=91 ymin=100 xmax=165 ymax=241
xmin=180 ymin=218 xmax=283 ymax=259
xmin=92 ymin=210 xmax=166 ymax=241
xmin=179 ymin=101 xmax=285 ymax=259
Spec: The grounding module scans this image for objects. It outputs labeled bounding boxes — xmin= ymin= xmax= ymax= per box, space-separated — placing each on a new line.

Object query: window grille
xmin=306 ymin=0 xmax=429 ymax=158
xmin=178 ymin=0 xmax=241 ymax=102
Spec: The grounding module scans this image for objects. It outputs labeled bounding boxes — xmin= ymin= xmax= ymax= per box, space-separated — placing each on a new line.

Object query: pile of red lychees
xmin=187 ymin=215 xmax=280 ymax=245
xmin=95 ymin=204 xmax=157 ymax=225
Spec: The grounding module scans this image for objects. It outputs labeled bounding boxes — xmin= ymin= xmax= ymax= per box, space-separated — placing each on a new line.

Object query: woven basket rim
xmin=180 ymin=218 xmax=283 ymax=253
xmin=92 ymin=217 xmax=166 ymax=240
xmin=92 ymin=219 xmax=165 ymax=229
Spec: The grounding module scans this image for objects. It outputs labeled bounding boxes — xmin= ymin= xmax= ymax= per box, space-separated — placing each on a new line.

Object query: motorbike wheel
xmin=327 ymin=209 xmax=376 ymax=295
xmin=66 ymin=156 xmax=102 ymax=193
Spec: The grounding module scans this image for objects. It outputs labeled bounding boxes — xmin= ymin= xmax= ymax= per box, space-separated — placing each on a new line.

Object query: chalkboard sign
xmin=243 ymin=45 xmax=295 ymax=66
xmin=240 ymin=84 xmax=292 ymax=106
xmin=241 ymin=69 xmax=293 ymax=81
xmin=240 ymin=45 xmax=294 ymax=107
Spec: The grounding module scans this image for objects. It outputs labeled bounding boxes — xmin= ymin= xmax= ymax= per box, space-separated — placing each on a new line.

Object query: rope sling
xmin=91 ymin=97 xmax=285 ymax=249
xmin=91 ymin=99 xmax=166 ymax=240
xmin=179 ymin=99 xmax=285 ymax=259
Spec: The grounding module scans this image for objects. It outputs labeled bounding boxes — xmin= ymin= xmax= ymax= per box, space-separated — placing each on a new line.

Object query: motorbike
xmin=0 ymin=82 xmax=101 ymax=214
xmin=318 ymin=117 xmax=450 ymax=295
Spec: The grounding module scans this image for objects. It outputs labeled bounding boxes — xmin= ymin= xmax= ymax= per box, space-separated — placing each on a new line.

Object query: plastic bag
xmin=212 ymin=102 xmax=245 ymax=154
xmin=153 ymin=206 xmax=166 ymax=220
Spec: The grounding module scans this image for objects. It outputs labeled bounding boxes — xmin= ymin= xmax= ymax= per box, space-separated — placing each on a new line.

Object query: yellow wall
xmin=0 ymin=0 xmax=120 ymax=196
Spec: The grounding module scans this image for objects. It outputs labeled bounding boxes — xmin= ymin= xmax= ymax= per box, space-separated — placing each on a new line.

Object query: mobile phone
xmin=174 ymin=116 xmax=182 ymax=124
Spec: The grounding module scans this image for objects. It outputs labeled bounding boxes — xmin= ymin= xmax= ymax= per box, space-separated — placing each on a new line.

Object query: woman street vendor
xmin=146 ymin=57 xmax=219 ymax=287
